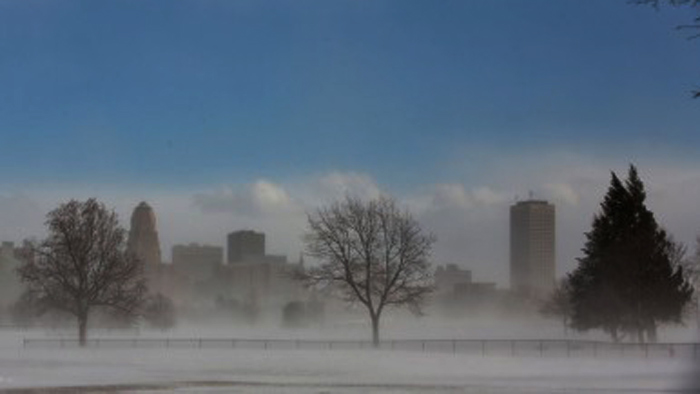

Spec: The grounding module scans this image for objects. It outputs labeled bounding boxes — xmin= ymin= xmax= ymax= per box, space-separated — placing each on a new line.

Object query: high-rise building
xmin=127 ymin=202 xmax=162 ymax=268
xmin=227 ymin=230 xmax=265 ymax=264
xmin=510 ymin=199 xmax=555 ymax=298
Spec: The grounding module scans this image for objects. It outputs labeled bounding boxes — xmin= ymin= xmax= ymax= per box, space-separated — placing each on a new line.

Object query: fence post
xmin=481 ymin=340 xmax=485 ymax=357
xmin=452 ymin=340 xmax=456 ymax=355
xmin=539 ymin=341 xmax=543 ymax=356
xmin=422 ymin=341 xmax=425 ymax=352
xmin=264 ymin=340 xmax=268 ymax=350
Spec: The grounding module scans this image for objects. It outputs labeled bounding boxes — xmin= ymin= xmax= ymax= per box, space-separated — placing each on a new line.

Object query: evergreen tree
xmin=568 ymin=165 xmax=693 ymax=343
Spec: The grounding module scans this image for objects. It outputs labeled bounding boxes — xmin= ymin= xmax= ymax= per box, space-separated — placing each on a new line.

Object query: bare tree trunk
xmin=371 ymin=314 xmax=380 ymax=348
xmin=646 ymin=322 xmax=658 ymax=343
xmin=610 ymin=327 xmax=619 ymax=343
xmin=78 ymin=313 xmax=88 ymax=347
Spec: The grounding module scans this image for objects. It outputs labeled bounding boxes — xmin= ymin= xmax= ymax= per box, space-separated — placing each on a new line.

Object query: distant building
xmin=434 ymin=264 xmax=472 ymax=294
xmin=509 ymin=199 xmax=555 ymax=299
xmin=227 ymin=230 xmax=265 ymax=264
xmin=127 ymin=202 xmax=162 ymax=268
xmin=0 ymin=241 xmax=16 ymax=262
xmin=217 ymin=230 xmax=306 ymax=310
xmin=433 ymin=263 xmax=500 ymax=315
xmin=0 ymin=242 xmax=24 ymax=314
xmin=172 ymin=243 xmax=223 ymax=282
xmin=221 ymin=257 xmax=303 ymax=305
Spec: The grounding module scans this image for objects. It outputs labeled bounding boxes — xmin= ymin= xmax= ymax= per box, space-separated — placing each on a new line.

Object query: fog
xmin=1 ymin=310 xmax=698 ymax=393
xmin=1 ymin=163 xmax=699 ymax=393
xmin=1 ymin=0 xmax=700 ymax=392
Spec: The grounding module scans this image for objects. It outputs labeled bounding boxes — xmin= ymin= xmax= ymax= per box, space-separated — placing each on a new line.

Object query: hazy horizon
xmin=1 ymin=1 xmax=699 ymax=287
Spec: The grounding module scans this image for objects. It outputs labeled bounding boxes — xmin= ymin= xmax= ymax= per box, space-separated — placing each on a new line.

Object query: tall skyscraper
xmin=510 ymin=199 xmax=555 ymax=299
xmin=227 ymin=230 xmax=265 ymax=264
xmin=127 ymin=201 xmax=162 ymax=268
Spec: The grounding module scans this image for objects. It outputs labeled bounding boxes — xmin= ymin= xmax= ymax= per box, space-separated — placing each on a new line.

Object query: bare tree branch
xmin=299 ymin=196 xmax=435 ymax=346
xmin=16 ymin=199 xmax=147 ymax=346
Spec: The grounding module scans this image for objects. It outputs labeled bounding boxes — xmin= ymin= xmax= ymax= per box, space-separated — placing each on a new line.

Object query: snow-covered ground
xmin=0 ymin=346 xmax=696 ymax=393
xmin=0 ymin=319 xmax=698 ymax=393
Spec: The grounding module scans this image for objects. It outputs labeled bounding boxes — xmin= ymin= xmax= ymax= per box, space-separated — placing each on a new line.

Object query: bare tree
xmin=680 ymin=236 xmax=700 ymax=330
xmin=301 ymin=196 xmax=435 ymax=347
xmin=17 ymin=199 xmax=147 ymax=346
xmin=664 ymin=236 xmax=700 ymax=328
xmin=686 ymin=236 xmax=700 ymax=285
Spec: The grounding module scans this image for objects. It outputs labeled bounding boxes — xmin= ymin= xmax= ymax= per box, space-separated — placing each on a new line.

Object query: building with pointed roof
xmin=127 ymin=201 xmax=162 ymax=268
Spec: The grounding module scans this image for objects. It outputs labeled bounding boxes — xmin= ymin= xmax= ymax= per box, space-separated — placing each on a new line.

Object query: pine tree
xmin=568 ymin=165 xmax=693 ymax=343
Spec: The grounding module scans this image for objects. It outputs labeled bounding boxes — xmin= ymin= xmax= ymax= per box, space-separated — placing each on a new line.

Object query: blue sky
xmin=1 ymin=1 xmax=699 ymax=281
xmin=0 ymin=0 xmax=698 ymax=188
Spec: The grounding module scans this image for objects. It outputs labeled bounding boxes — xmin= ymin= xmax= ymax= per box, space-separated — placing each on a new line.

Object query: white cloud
xmin=431 ymin=184 xmax=472 ymax=210
xmin=409 ymin=184 xmax=508 ymax=215
xmin=544 ymin=183 xmax=580 ymax=206
xmin=192 ymin=179 xmax=295 ymax=217
xmin=473 ymin=186 xmax=508 ymax=206
xmin=313 ymin=171 xmax=382 ymax=203
xmin=251 ymin=180 xmax=291 ymax=209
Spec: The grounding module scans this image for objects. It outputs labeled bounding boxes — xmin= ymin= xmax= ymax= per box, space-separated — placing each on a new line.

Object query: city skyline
xmin=0 ymin=1 xmax=699 ymax=286
xmin=0 ymin=164 xmax=698 ymax=287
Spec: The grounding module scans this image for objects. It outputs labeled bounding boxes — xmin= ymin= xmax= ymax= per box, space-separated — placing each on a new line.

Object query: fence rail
xmin=21 ymin=337 xmax=700 ymax=359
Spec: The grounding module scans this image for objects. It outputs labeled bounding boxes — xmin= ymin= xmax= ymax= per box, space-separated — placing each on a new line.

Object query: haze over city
xmin=0 ymin=1 xmax=699 ymax=392
xmin=1 ymin=1 xmax=699 ymax=287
